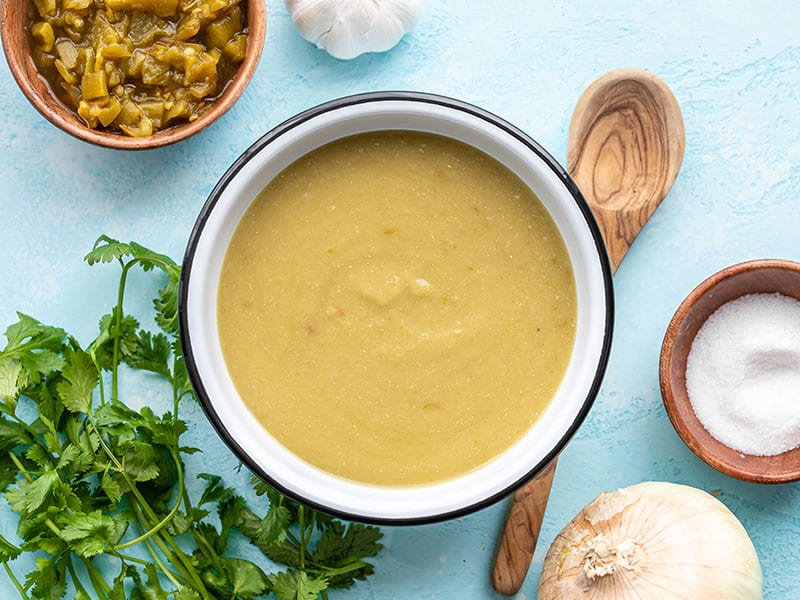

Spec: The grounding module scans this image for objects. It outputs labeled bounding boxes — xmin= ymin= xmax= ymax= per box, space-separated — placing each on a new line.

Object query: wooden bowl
xmin=0 ymin=0 xmax=266 ymax=150
xmin=659 ymin=259 xmax=800 ymax=483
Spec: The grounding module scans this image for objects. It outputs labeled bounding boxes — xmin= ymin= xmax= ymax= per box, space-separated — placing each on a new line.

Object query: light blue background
xmin=2 ymin=1 xmax=800 ymax=597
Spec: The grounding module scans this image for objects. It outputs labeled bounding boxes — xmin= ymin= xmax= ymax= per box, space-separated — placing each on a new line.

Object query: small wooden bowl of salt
xmin=660 ymin=258 xmax=800 ymax=483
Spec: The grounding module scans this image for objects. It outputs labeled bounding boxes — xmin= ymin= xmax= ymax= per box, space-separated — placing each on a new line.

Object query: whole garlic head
xmin=286 ymin=0 xmax=421 ymax=60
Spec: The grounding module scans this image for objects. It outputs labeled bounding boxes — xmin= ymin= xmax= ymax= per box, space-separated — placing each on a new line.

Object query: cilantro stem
xmin=129 ymin=500 xmax=195 ymax=584
xmin=109 ymin=255 xmax=177 ymax=404
xmin=112 ymin=448 xmax=185 ymax=552
xmin=139 ymin=539 xmax=184 ymax=591
xmin=66 ymin=556 xmax=92 ymax=599
xmin=110 ymin=261 xmax=134 ymax=403
xmin=82 ymin=557 xmax=111 ymax=600
xmin=308 ymin=560 xmax=370 ymax=577
xmin=133 ymin=490 xmax=210 ymax=595
xmin=129 ymin=498 xmax=212 ymax=599
xmin=86 ymin=416 xmax=202 ymax=598
xmin=95 ymin=360 xmax=107 ymax=406
xmin=298 ymin=505 xmax=308 ymax=570
xmin=192 ymin=528 xmax=225 ymax=574
xmin=114 ymin=547 xmax=183 ymax=590
xmin=285 ymin=530 xmax=302 ymax=548
xmin=7 ymin=451 xmax=29 ymax=481
xmin=2 ymin=562 xmax=29 ymax=600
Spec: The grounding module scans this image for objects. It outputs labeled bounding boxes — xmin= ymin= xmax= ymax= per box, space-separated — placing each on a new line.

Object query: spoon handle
xmin=491 ymin=460 xmax=556 ymax=595
xmin=491 ymin=68 xmax=684 ymax=596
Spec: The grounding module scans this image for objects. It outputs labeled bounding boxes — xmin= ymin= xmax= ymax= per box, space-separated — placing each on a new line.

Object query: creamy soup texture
xmin=217 ymin=131 xmax=577 ymax=486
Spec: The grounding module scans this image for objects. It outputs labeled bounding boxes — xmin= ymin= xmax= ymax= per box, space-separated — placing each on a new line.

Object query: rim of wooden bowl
xmin=0 ymin=0 xmax=266 ymax=150
xmin=659 ymin=258 xmax=800 ymax=483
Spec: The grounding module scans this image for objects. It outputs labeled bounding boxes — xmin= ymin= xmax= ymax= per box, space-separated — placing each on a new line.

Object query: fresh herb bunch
xmin=0 ymin=236 xmax=382 ymax=600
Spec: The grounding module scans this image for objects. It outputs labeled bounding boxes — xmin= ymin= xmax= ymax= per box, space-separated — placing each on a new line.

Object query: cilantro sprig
xmin=0 ymin=236 xmax=382 ymax=600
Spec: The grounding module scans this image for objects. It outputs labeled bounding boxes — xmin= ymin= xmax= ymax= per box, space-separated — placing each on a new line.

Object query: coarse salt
xmin=685 ymin=292 xmax=800 ymax=456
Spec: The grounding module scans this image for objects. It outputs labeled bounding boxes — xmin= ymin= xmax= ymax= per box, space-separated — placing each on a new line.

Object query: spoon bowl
xmin=660 ymin=259 xmax=800 ymax=483
xmin=567 ymin=68 xmax=685 ymax=269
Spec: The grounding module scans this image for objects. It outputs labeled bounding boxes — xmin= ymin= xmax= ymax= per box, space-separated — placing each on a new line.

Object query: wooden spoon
xmin=491 ymin=68 xmax=685 ymax=595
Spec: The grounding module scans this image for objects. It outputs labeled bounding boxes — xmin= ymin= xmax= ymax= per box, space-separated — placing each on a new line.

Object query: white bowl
xmin=179 ymin=92 xmax=614 ymax=524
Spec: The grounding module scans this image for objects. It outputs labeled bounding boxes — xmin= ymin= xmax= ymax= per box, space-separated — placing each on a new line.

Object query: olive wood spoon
xmin=491 ymin=68 xmax=685 ymax=595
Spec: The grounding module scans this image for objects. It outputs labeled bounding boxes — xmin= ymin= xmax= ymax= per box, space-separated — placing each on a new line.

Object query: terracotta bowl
xmin=0 ymin=0 xmax=266 ymax=150
xmin=659 ymin=258 xmax=800 ymax=483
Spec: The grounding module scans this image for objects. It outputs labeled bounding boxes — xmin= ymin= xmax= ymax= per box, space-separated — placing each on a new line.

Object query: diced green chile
xmin=28 ymin=0 xmax=248 ymax=136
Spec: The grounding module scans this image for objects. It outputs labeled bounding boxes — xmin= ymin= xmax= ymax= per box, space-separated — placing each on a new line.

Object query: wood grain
xmin=491 ymin=461 xmax=556 ymax=594
xmin=660 ymin=258 xmax=800 ymax=483
xmin=491 ymin=69 xmax=684 ymax=595
xmin=568 ymin=68 xmax=685 ymax=270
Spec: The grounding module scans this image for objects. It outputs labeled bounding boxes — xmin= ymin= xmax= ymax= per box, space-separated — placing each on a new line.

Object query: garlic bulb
xmin=285 ymin=0 xmax=420 ymax=60
xmin=539 ymin=482 xmax=762 ymax=599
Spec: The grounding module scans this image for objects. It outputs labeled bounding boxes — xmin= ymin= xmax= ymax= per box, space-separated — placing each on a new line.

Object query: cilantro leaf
xmin=197 ymin=473 xmax=235 ymax=506
xmin=55 ymin=443 xmax=82 ymax=470
xmin=127 ymin=241 xmax=178 ymax=273
xmin=154 ymin=274 xmax=179 ymax=335
xmin=0 ymin=416 xmax=32 ymax=451
xmin=26 ymin=556 xmax=67 ymax=600
xmin=268 ymin=569 xmax=328 ymax=600
xmin=251 ymin=475 xmax=274 ymax=497
xmin=94 ymin=401 xmax=142 ymax=428
xmin=101 ymin=470 xmax=123 ymax=504
xmin=311 ymin=521 xmax=382 ymax=589
xmin=0 ymin=452 xmax=20 ymax=493
xmin=0 ymin=533 xmax=21 ymax=561
xmin=21 ymin=349 xmax=66 ymax=383
xmin=125 ymin=331 xmax=171 ymax=378
xmin=0 ymin=314 xmax=66 ymax=396
xmin=262 ymin=539 xmax=303 ymax=569
xmin=84 ymin=235 xmax=133 ymax=266
xmin=56 ymin=348 xmax=98 ymax=414
xmin=25 ymin=444 xmax=54 ymax=469
xmin=255 ymin=501 xmax=292 ymax=547
xmin=237 ymin=507 xmax=296 ymax=564
xmin=120 ymin=440 xmax=160 ymax=481
xmin=0 ymin=358 xmax=25 ymax=408
xmin=218 ymin=494 xmax=247 ymax=554
xmin=90 ymin=309 xmax=140 ymax=371
xmin=56 ymin=440 xmax=95 ymax=477
xmin=147 ymin=414 xmax=187 ymax=448
xmin=222 ymin=557 xmax=270 ymax=599
xmin=3 ymin=313 xmax=66 ymax=356
xmin=312 ymin=521 xmax=383 ymax=564
xmin=59 ymin=510 xmax=126 ymax=557
xmin=8 ymin=468 xmax=62 ymax=514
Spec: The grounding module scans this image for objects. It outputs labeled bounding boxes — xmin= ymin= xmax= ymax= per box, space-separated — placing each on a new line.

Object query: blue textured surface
xmin=2 ymin=1 xmax=800 ymax=597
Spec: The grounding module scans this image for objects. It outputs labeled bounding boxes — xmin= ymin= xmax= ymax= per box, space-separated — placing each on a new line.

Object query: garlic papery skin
xmin=285 ymin=0 xmax=421 ymax=60
xmin=538 ymin=482 xmax=762 ymax=599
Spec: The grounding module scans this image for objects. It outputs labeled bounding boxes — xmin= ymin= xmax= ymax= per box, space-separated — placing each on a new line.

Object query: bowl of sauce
xmin=179 ymin=92 xmax=614 ymax=523
xmin=660 ymin=259 xmax=800 ymax=483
